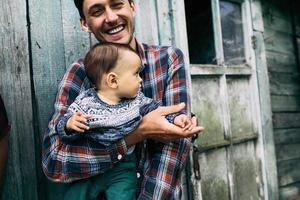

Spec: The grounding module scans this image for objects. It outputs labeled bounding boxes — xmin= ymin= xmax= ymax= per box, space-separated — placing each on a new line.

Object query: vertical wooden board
xmin=170 ymin=0 xmax=189 ymax=57
xmin=0 ymin=0 xmax=38 ymax=199
xmin=155 ymin=0 xmax=172 ymax=45
xmin=226 ymin=77 xmax=256 ymax=139
xmin=61 ymin=0 xmax=91 ymax=65
xmin=134 ymin=0 xmax=159 ymax=45
xmin=28 ymin=0 xmax=66 ymax=140
xmin=250 ymin=0 xmax=264 ymax=32
xmin=231 ymin=142 xmax=261 ymax=199
xmin=191 ymin=77 xmax=226 ymax=148
xmin=253 ymin=31 xmax=278 ymax=199
xmin=198 ymin=148 xmax=230 ymax=200
xmin=28 ymin=0 xmax=70 ymax=199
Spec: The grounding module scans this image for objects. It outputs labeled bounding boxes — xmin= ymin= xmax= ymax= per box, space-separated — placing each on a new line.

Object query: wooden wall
xmin=262 ymin=0 xmax=300 ymax=199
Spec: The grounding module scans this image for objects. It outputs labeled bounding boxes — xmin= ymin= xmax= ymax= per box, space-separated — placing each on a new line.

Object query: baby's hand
xmin=173 ymin=114 xmax=193 ymax=131
xmin=66 ymin=112 xmax=91 ymax=133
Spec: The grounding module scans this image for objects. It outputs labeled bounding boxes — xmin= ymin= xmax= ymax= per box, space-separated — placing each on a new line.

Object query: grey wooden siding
xmin=262 ymin=0 xmax=300 ymax=199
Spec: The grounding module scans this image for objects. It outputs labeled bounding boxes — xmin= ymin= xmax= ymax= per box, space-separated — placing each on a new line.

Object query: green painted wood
xmin=263 ymin=11 xmax=292 ymax=34
xmin=274 ymin=128 xmax=300 ymax=145
xmin=266 ymin=51 xmax=298 ymax=73
xmin=276 ymin=143 xmax=300 ymax=161
xmin=269 ymin=73 xmax=300 ymax=96
xmin=271 ymin=95 xmax=300 ymax=112
xmin=277 ymin=158 xmax=300 ymax=186
xmin=273 ymin=113 xmax=300 ymax=129
xmin=0 ymin=0 xmax=38 ymax=199
xmin=264 ymin=28 xmax=295 ymax=55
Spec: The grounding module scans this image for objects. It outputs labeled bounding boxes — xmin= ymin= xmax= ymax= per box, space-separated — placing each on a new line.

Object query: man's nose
xmin=105 ymin=8 xmax=118 ymax=24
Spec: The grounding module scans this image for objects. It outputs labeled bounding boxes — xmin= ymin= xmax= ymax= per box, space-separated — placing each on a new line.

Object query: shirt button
xmin=137 ymin=173 xmax=141 ymax=178
xmin=117 ymin=154 xmax=123 ymax=160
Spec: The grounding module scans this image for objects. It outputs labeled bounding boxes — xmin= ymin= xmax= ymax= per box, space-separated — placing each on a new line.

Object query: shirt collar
xmin=135 ymin=39 xmax=147 ymax=69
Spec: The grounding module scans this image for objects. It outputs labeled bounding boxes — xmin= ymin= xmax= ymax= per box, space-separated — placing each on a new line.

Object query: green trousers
xmin=64 ymin=153 xmax=137 ymax=200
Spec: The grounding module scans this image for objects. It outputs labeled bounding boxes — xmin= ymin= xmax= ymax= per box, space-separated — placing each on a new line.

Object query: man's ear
xmin=129 ymin=1 xmax=136 ymax=17
xmin=80 ymin=18 xmax=92 ymax=33
xmin=106 ymin=72 xmax=118 ymax=88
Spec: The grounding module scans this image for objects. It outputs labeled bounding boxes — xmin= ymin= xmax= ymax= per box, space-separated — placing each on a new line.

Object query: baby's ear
xmin=106 ymin=72 xmax=118 ymax=88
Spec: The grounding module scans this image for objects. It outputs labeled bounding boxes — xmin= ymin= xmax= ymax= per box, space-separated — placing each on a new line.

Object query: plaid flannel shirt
xmin=42 ymin=40 xmax=191 ymax=199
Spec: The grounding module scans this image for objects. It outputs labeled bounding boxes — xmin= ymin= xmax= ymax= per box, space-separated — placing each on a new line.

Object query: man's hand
xmin=66 ymin=112 xmax=91 ymax=133
xmin=125 ymin=103 xmax=204 ymax=146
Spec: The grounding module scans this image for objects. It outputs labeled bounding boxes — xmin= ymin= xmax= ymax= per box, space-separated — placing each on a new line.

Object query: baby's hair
xmin=84 ymin=42 xmax=139 ymax=87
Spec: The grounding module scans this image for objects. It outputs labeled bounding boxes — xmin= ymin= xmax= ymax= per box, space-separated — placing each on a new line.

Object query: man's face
xmin=80 ymin=0 xmax=136 ymax=48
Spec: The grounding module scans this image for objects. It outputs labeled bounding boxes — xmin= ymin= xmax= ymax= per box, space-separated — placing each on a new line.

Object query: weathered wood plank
xmin=135 ymin=0 xmax=159 ymax=45
xmin=278 ymin=158 xmax=300 ymax=186
xmin=271 ymin=95 xmax=300 ymax=112
xmin=276 ymin=143 xmax=300 ymax=162
xmin=191 ymin=77 xmax=226 ymax=148
xmin=231 ymin=142 xmax=261 ymax=199
xmin=269 ymin=73 xmax=300 ymax=96
xmin=266 ymin=51 xmax=298 ymax=73
xmin=274 ymin=128 xmax=300 ymax=145
xmin=279 ymin=182 xmax=300 ymax=200
xmin=264 ymin=28 xmax=295 ymax=55
xmin=61 ymin=0 xmax=91 ymax=65
xmin=273 ymin=113 xmax=300 ymax=129
xmin=263 ymin=12 xmax=292 ymax=34
xmin=250 ymin=0 xmax=264 ymax=32
xmin=28 ymin=0 xmax=75 ymax=199
xmin=261 ymin=0 xmax=291 ymax=20
xmin=253 ymin=30 xmax=279 ymax=199
xmin=0 ymin=0 xmax=38 ymax=199
xmin=227 ymin=77 xmax=257 ymax=139
xmin=155 ymin=0 xmax=172 ymax=46
xmin=198 ymin=148 xmax=230 ymax=200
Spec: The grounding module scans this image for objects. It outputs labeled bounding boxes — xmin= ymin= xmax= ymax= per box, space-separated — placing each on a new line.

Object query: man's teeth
xmin=108 ymin=26 xmax=124 ymax=34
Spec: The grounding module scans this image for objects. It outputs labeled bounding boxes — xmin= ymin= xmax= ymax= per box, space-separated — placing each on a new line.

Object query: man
xmin=42 ymin=0 xmax=203 ymax=199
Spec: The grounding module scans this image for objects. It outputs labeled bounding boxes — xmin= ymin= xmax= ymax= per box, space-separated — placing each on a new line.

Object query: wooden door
xmin=184 ymin=0 xmax=267 ymax=199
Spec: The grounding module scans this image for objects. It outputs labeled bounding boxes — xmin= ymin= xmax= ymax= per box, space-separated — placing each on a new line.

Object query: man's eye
xmin=111 ymin=2 xmax=123 ymax=9
xmin=91 ymin=9 xmax=103 ymax=16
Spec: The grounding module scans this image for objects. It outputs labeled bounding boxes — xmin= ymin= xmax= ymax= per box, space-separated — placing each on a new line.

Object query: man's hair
xmin=74 ymin=0 xmax=134 ymax=19
xmin=84 ymin=42 xmax=138 ymax=87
